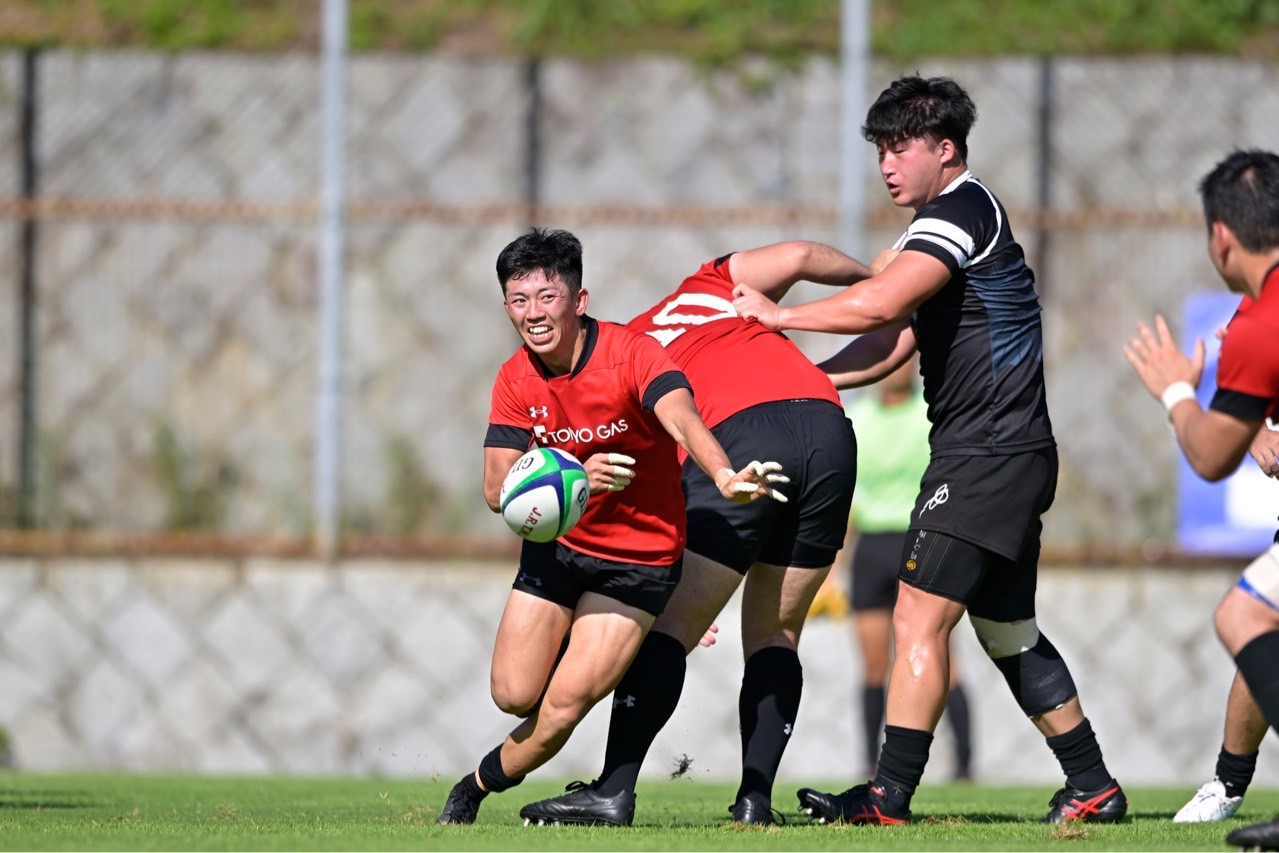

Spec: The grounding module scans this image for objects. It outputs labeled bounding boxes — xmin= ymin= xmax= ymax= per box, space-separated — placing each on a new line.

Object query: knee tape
xmin=972 ymin=618 xmax=1077 ymax=717
xmin=970 ymin=616 xmax=1039 ymax=659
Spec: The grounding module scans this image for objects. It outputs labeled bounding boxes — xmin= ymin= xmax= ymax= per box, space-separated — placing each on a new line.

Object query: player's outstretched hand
xmin=1122 ymin=314 xmax=1205 ymax=402
xmin=715 ymin=460 xmax=789 ymax=503
xmin=585 ymin=452 xmax=637 ymax=494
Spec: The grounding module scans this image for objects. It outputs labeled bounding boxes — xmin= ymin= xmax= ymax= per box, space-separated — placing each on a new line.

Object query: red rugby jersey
xmin=626 ymin=256 xmax=840 ymax=430
xmin=1214 ymin=267 xmax=1279 ymax=421
xmin=488 ymin=318 xmax=689 ymax=565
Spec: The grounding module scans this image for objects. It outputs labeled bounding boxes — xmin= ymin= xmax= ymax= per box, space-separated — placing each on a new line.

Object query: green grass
xmin=0 ymin=772 xmax=1273 ymax=850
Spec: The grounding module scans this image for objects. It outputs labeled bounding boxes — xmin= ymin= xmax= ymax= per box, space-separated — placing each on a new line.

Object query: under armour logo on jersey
xmin=529 ymin=405 xmax=549 ymax=418
xmin=919 ymin=484 xmax=950 ymax=517
xmin=613 ymin=694 xmax=636 ymax=709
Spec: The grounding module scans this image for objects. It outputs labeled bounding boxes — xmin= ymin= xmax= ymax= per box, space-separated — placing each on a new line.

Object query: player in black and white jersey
xmin=734 ymin=74 xmax=1126 ymax=827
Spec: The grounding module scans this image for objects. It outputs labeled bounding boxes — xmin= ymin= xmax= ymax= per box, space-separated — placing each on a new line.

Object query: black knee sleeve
xmin=477 ymin=744 xmax=524 ymax=793
xmin=991 ymin=634 xmax=1078 ymax=717
xmin=1235 ymin=631 xmax=1279 ymax=732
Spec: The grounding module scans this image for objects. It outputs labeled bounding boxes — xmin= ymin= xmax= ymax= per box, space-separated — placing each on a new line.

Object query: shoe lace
xmin=1188 ymin=783 xmax=1219 ymax=805
xmin=563 ymin=779 xmax=594 ymax=793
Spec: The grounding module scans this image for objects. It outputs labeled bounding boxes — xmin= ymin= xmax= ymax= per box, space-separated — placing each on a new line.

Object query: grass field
xmin=0 ymin=772 xmax=1274 ymax=851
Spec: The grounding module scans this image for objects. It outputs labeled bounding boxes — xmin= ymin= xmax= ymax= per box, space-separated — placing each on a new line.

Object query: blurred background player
xmin=1124 ymin=148 xmax=1279 ymax=850
xmin=842 ymin=355 xmax=974 ymax=783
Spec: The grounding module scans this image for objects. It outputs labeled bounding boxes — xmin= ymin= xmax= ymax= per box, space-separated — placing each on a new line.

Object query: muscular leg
xmin=595 ymin=551 xmax=741 ymax=796
xmin=1222 ymin=669 xmax=1270 ymax=756
xmin=495 ymin=592 xmax=654 ymax=784
xmin=1216 ymin=584 xmax=1279 ymax=736
xmin=1213 ymin=670 xmax=1266 ymax=799
xmin=734 ymin=561 xmax=830 ymax=805
xmin=866 ymin=581 xmax=965 ymax=811
xmin=885 ymin=581 xmax=966 ymax=732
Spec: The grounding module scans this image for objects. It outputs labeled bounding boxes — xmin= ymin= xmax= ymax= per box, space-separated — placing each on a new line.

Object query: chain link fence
xmin=0 ymin=51 xmax=1274 ymax=553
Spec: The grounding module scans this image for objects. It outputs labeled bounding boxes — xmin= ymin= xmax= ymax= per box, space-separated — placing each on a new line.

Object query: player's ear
xmin=1207 ymin=221 xmax=1233 ymax=270
xmin=575 ymin=288 xmax=589 ymax=315
xmin=937 ymin=137 xmax=959 ymax=166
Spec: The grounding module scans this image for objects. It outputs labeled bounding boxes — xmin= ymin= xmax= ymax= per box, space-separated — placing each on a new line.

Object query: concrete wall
xmin=0 ymin=555 xmax=1268 ymax=788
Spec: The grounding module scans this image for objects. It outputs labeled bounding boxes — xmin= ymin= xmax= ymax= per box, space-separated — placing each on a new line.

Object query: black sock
xmin=735 ymin=646 xmax=803 ymax=804
xmin=1216 ymin=746 xmax=1259 ymax=798
xmin=873 ymin=725 xmax=933 ymax=810
xmin=1236 ymin=632 xmax=1279 ymax=735
xmin=945 ymin=683 xmax=973 ymax=777
xmin=477 ymin=743 xmax=524 ymax=793
xmin=1046 ymin=718 xmax=1112 ymax=792
xmin=596 ymin=631 xmax=686 ymax=797
xmin=860 ymin=684 xmax=886 ymax=773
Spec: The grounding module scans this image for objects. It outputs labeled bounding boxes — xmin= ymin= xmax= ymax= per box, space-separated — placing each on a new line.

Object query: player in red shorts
xmin=519 ymin=239 xmax=879 ymax=826
xmin=1126 ymin=149 xmax=1279 ymax=851
xmin=436 ymin=228 xmax=785 ymax=826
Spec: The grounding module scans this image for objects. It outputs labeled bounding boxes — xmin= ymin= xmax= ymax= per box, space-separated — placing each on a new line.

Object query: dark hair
xmin=495 ymin=227 xmax=583 ymax=295
xmin=862 ymin=75 xmax=976 ymax=161
xmin=1198 ymin=149 xmax=1279 ymax=253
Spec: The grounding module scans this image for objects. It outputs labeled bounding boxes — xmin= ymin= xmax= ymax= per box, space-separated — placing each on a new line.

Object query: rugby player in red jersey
xmin=1125 ymin=149 xmax=1279 ymax=850
xmin=436 ymin=227 xmax=785 ymax=825
xmin=519 ymin=239 xmax=879 ymax=826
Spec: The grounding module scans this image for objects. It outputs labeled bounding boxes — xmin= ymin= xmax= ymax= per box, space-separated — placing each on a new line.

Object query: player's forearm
xmin=776 ymin=291 xmax=900 ymax=334
xmin=1171 ymin=407 xmax=1251 ymax=481
xmin=794 ymin=242 xmax=875 ymax=286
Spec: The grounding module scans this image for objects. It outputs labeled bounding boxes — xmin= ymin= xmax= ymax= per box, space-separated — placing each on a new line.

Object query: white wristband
xmin=1161 ymin=381 xmax=1197 ymax=415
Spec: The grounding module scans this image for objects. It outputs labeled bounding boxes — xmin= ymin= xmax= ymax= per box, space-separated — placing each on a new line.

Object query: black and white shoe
xmin=519 ymin=780 xmax=636 ymax=827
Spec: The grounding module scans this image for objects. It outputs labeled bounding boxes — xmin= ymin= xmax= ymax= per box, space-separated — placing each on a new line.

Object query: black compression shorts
xmin=682 ymin=399 xmax=857 ymax=574
xmin=513 ymin=539 xmax=682 ymax=617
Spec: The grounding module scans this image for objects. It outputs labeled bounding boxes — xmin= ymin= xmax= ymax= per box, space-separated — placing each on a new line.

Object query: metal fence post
xmin=315 ymin=0 xmax=348 ymax=558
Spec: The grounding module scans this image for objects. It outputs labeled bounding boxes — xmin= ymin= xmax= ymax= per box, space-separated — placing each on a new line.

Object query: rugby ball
xmin=499 ymin=447 xmax=590 ymax=543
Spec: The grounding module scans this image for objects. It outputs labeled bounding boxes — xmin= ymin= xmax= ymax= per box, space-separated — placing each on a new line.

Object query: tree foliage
xmin=2 ymin=0 xmax=1279 ymax=60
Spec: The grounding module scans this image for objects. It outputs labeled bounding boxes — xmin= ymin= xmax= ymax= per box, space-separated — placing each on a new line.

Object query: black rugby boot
xmin=1041 ymin=779 xmax=1128 ymax=824
xmin=519 ymin=780 xmax=635 ymax=827
xmin=1227 ymin=814 xmax=1279 ymax=851
xmin=797 ymin=782 xmax=911 ymax=825
xmin=729 ymin=793 xmax=784 ymax=825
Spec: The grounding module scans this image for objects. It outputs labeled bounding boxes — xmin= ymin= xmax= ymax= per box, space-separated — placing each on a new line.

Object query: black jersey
xmin=899 ymin=170 xmax=1055 ymax=457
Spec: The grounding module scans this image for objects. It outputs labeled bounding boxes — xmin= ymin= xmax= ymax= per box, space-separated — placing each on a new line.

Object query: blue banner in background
xmin=1177 ymin=292 xmax=1279 ymax=555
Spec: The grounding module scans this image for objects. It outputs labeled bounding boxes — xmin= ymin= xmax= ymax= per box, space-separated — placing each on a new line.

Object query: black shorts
xmin=909 ymin=448 xmax=1057 ymax=560
xmin=512 ymin=539 xmax=682 ymax=617
xmin=899 ymin=528 xmax=1037 ymax=621
xmin=847 ymin=530 xmax=907 ymax=612
xmin=683 ymin=399 xmax=857 ymax=574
